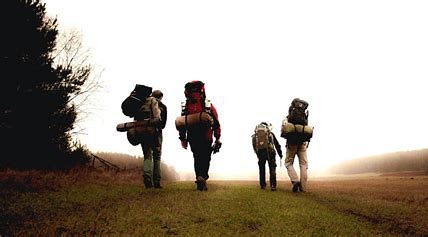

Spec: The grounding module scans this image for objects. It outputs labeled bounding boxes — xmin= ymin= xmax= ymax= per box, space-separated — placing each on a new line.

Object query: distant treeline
xmin=329 ymin=149 xmax=428 ymax=175
xmin=95 ymin=152 xmax=179 ymax=181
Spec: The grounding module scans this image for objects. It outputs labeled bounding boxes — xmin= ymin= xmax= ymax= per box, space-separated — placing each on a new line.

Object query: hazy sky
xmin=44 ymin=0 xmax=428 ymax=179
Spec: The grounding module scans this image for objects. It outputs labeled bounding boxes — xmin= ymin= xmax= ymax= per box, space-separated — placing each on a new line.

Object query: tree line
xmin=329 ymin=149 xmax=428 ymax=175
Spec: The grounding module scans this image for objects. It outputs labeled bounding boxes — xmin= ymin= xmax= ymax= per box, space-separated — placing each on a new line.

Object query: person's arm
xmin=272 ymin=133 xmax=283 ymax=158
xmin=209 ymin=104 xmax=222 ymax=153
xmin=251 ymin=135 xmax=257 ymax=153
xmin=178 ymin=104 xmax=187 ymax=149
xmin=210 ymin=104 xmax=221 ymax=141
xmin=160 ymin=102 xmax=167 ymax=129
xmin=179 ymin=132 xmax=188 ymax=149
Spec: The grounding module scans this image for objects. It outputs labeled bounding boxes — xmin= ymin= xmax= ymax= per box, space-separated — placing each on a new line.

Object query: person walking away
xmin=177 ymin=81 xmax=222 ymax=191
xmin=151 ymin=89 xmax=167 ymax=188
xmin=120 ymin=84 xmax=162 ymax=189
xmin=281 ymin=98 xmax=313 ymax=193
xmin=252 ymin=122 xmax=283 ymax=191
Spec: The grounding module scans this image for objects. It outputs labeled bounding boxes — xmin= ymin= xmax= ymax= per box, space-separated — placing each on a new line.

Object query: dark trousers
xmin=189 ymin=140 xmax=212 ymax=180
xmin=257 ymin=149 xmax=277 ymax=188
xmin=151 ymin=132 xmax=162 ymax=185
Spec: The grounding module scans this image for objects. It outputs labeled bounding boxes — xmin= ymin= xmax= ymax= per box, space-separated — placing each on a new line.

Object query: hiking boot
xmin=260 ymin=185 xmax=266 ymax=190
xmin=154 ymin=183 xmax=163 ymax=189
xmin=292 ymin=181 xmax=300 ymax=193
xmin=298 ymin=183 xmax=305 ymax=193
xmin=203 ymin=182 xmax=208 ymax=191
xmin=144 ymin=176 xmax=153 ymax=189
xmin=270 ymin=186 xmax=277 ymax=191
xmin=195 ymin=176 xmax=206 ymax=191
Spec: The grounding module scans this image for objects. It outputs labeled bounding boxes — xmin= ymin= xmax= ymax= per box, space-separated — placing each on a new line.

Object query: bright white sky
xmin=44 ymin=0 xmax=428 ymax=180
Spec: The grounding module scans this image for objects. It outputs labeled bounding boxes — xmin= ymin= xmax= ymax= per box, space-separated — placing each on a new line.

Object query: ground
xmin=0 ymin=170 xmax=427 ymax=236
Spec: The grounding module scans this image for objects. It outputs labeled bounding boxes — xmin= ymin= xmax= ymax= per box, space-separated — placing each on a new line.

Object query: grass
xmin=308 ymin=176 xmax=428 ymax=236
xmin=1 ymin=170 xmax=427 ymax=236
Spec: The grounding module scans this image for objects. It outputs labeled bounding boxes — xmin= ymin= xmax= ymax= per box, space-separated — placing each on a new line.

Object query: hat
xmin=151 ymin=90 xmax=163 ymax=99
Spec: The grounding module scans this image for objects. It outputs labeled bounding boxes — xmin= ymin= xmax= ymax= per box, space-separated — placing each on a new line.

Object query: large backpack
xmin=182 ymin=81 xmax=211 ymax=115
xmin=121 ymin=84 xmax=161 ymax=146
xmin=126 ymin=96 xmax=160 ymax=145
xmin=175 ymin=81 xmax=216 ymax=131
xmin=287 ymin=98 xmax=309 ymax=125
xmin=121 ymin=84 xmax=153 ymax=118
xmin=253 ymin=123 xmax=274 ymax=152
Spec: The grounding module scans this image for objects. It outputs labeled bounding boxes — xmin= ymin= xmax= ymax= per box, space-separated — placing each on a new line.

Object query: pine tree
xmin=0 ymin=0 xmax=89 ymax=169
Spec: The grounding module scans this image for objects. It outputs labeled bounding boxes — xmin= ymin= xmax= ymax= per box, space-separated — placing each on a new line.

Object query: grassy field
xmin=1 ymin=170 xmax=427 ymax=236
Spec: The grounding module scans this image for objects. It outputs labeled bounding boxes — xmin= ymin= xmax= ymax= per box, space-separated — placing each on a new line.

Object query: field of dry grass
xmin=0 ymin=169 xmax=427 ymax=236
xmin=0 ymin=168 xmax=142 ymax=192
xmin=308 ymin=175 xmax=428 ymax=236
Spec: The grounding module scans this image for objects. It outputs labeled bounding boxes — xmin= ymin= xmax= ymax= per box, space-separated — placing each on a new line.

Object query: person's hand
xmin=212 ymin=139 xmax=222 ymax=154
xmin=181 ymin=139 xmax=188 ymax=149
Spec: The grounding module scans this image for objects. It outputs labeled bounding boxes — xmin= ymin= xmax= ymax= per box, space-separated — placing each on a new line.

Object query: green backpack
xmin=253 ymin=123 xmax=274 ymax=152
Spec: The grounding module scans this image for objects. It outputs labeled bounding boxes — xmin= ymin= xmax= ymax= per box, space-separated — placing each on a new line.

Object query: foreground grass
xmin=1 ymin=177 xmax=380 ymax=236
xmin=2 ymin=171 xmax=427 ymax=236
xmin=308 ymin=176 xmax=428 ymax=236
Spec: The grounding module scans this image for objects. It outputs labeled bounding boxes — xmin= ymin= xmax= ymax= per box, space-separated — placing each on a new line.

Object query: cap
xmin=152 ymin=90 xmax=163 ymax=99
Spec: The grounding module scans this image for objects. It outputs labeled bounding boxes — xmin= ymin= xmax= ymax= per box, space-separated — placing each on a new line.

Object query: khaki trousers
xmin=141 ymin=133 xmax=162 ymax=186
xmin=284 ymin=143 xmax=308 ymax=191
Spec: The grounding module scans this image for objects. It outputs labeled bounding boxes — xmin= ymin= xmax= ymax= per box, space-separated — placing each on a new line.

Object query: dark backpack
xmin=121 ymin=84 xmax=152 ymax=118
xmin=287 ymin=98 xmax=309 ymax=125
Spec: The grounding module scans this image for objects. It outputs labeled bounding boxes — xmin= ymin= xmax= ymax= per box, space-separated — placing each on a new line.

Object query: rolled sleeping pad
xmin=117 ymin=119 xmax=160 ymax=132
xmin=281 ymin=121 xmax=313 ymax=138
xmin=175 ymin=112 xmax=214 ymax=130
xmin=126 ymin=125 xmax=158 ymax=146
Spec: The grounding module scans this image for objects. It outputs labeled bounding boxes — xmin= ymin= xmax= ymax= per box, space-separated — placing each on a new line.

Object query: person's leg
xmin=258 ymin=153 xmax=267 ymax=189
xmin=141 ymin=139 xmax=154 ymax=188
xmin=200 ymin=142 xmax=212 ymax=181
xmin=191 ymin=143 xmax=203 ymax=179
xmin=198 ymin=142 xmax=212 ymax=191
xmin=285 ymin=144 xmax=300 ymax=192
xmin=285 ymin=144 xmax=299 ymax=182
xmin=190 ymin=141 xmax=209 ymax=191
xmin=297 ymin=143 xmax=308 ymax=192
xmin=152 ymin=133 xmax=162 ymax=188
xmin=267 ymin=150 xmax=277 ymax=191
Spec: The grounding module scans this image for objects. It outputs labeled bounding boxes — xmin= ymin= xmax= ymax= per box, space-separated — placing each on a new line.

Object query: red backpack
xmin=181 ymin=81 xmax=211 ymax=115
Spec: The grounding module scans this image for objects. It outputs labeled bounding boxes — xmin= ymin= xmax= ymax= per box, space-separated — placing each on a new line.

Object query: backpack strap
xmin=150 ymin=97 xmax=154 ymax=118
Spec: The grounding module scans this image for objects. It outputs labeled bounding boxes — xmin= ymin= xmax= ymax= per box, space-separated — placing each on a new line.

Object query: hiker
xmin=150 ymin=89 xmax=167 ymax=188
xmin=252 ymin=122 xmax=283 ymax=191
xmin=176 ymin=81 xmax=222 ymax=191
xmin=120 ymin=84 xmax=162 ymax=189
xmin=281 ymin=98 xmax=313 ymax=193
